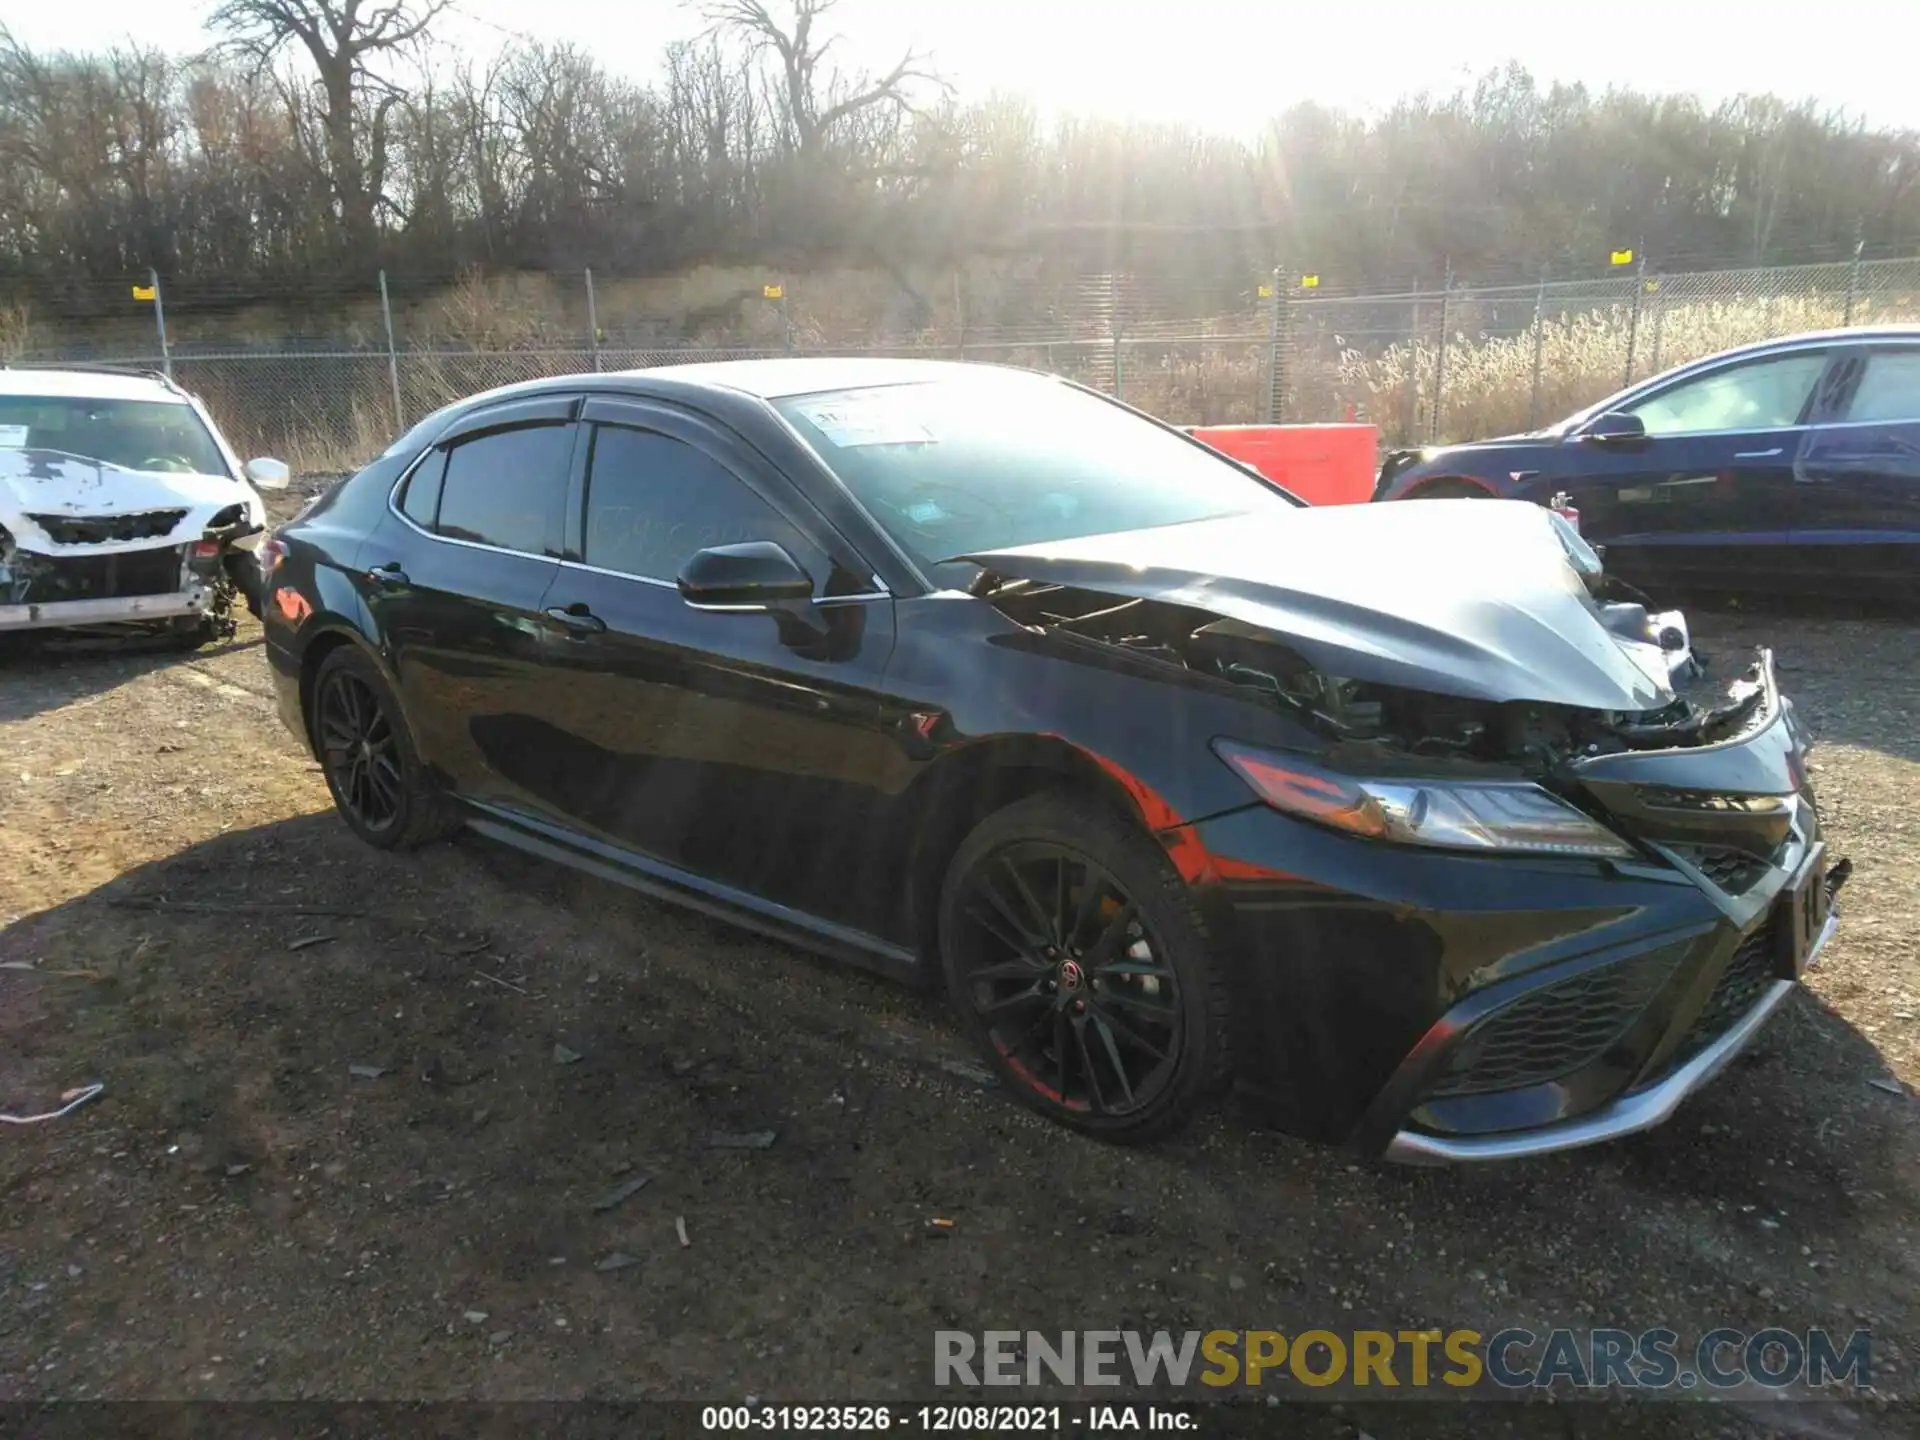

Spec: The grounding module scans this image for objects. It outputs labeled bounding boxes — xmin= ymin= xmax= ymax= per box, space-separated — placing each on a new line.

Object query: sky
xmin=8 ymin=0 xmax=1920 ymax=136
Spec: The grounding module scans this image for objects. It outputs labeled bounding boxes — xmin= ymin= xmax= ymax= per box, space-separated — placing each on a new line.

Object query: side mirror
xmin=677 ymin=541 xmax=815 ymax=608
xmin=1583 ymin=412 xmax=1647 ymax=447
xmin=245 ymin=456 xmax=292 ymax=489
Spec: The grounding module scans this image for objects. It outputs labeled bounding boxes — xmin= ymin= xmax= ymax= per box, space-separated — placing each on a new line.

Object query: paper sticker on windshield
xmin=0 ymin=425 xmax=29 ymax=448
xmin=792 ymin=399 xmax=935 ymax=449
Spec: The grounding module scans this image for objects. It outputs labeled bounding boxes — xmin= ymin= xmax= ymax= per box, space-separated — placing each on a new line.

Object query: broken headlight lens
xmin=1212 ymin=740 xmax=1637 ymax=859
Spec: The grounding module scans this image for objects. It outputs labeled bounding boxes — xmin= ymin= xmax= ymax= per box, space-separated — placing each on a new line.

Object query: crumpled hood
xmin=0 ymin=447 xmax=255 ymax=556
xmin=961 ymin=498 xmax=1676 ymax=712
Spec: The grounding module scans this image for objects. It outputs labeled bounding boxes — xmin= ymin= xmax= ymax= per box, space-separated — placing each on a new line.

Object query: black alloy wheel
xmin=317 ymin=668 xmax=404 ymax=836
xmin=309 ymin=646 xmax=460 ymax=850
xmin=939 ymin=792 xmax=1227 ymax=1140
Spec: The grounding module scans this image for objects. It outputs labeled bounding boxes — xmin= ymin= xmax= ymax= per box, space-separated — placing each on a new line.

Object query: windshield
xmin=771 ymin=375 xmax=1300 ymax=582
xmin=0 ymin=396 xmax=230 ymax=475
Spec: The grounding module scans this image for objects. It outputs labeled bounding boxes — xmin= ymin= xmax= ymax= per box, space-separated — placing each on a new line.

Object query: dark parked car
xmin=1374 ymin=326 xmax=1920 ymax=599
xmin=261 ymin=359 xmax=1846 ymax=1161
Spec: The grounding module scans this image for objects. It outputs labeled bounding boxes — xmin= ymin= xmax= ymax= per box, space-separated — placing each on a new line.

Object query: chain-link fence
xmin=1281 ymin=256 xmax=1920 ymax=445
xmin=9 ymin=254 xmax=1920 ymax=472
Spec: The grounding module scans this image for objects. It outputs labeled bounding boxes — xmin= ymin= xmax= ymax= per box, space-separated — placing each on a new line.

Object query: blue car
xmin=1374 ymin=327 xmax=1920 ymax=599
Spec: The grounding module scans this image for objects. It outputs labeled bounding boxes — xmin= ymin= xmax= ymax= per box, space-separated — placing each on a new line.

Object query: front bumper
xmin=1185 ymin=650 xmax=1846 ymax=1162
xmin=1384 ymin=909 xmax=1836 ymax=1163
xmin=0 ymin=585 xmax=214 ymax=632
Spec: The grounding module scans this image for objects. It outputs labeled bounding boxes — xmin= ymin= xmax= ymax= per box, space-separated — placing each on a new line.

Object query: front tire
xmin=937 ymin=791 xmax=1229 ymax=1142
xmin=310 ymin=645 xmax=460 ymax=850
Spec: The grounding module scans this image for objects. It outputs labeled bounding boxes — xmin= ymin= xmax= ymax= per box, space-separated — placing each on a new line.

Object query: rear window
xmin=0 ymin=395 xmax=229 ymax=475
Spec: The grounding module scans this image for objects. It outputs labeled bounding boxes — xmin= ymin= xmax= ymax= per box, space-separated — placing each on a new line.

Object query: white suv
xmin=0 ymin=365 xmax=290 ymax=645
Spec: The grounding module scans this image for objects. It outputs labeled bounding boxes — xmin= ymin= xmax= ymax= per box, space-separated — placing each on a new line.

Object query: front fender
xmin=884 ymin=598 xmax=1309 ymax=830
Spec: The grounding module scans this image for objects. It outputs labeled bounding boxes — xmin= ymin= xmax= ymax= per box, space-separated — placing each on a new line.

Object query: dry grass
xmin=271 ymin=399 xmax=401 ymax=476
xmin=172 ymin=263 xmax=979 ymax=355
xmin=1329 ymin=293 xmax=1920 ymax=441
xmin=84 ymin=270 xmax=1920 ymax=471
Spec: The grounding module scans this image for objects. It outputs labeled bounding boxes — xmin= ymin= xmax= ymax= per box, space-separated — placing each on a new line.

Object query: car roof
xmin=392 ymin=357 xmax=1056 ymax=446
xmin=1711 ymin=324 xmax=1920 ymax=360
xmin=0 ymin=366 xmax=188 ymax=403
xmin=609 ymin=356 xmax=1036 ymax=399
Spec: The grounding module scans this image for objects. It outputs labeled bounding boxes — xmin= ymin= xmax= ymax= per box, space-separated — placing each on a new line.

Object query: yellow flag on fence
xmin=763 ymin=284 xmax=784 ymax=299
xmin=131 ymin=284 xmax=156 ymax=301
xmin=1610 ymin=249 xmax=1634 ymax=266
xmin=1300 ymin=274 xmax=1320 ymax=289
xmin=1257 ymin=285 xmax=1274 ymax=298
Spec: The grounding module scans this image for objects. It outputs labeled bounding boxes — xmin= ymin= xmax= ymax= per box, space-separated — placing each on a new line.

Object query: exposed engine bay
xmin=958 ymin=498 xmax=1785 ymax=777
xmin=978 ymin=577 xmax=1766 ymax=777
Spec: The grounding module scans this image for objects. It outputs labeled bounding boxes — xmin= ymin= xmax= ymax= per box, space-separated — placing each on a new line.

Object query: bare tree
xmin=207 ymin=0 xmax=451 ymax=251
xmin=6 ymin=24 xmax=1920 ymax=307
xmin=698 ymin=0 xmax=940 ymax=162
xmin=665 ymin=37 xmax=763 ymax=244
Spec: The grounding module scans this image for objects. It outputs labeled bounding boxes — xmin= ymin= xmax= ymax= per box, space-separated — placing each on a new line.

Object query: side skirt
xmin=460 ymin=800 xmax=923 ymax=985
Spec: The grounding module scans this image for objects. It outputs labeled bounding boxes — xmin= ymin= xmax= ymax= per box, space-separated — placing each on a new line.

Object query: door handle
xmin=366 ymin=561 xmax=409 ymax=586
xmin=544 ymin=603 xmax=606 ymax=635
xmin=1733 ymin=448 xmax=1784 ymax=459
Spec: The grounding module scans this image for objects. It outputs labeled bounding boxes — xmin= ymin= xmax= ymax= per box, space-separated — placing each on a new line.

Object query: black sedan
xmin=260 ymin=359 xmax=1846 ymax=1160
xmin=1374 ymin=326 xmax=1920 ymax=599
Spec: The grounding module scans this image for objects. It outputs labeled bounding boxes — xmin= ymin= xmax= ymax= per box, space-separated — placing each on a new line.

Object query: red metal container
xmin=1185 ymin=423 xmax=1378 ymax=506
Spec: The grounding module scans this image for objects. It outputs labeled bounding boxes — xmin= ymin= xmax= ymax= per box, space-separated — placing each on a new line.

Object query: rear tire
xmin=310 ymin=645 xmax=461 ymax=851
xmin=937 ymin=791 xmax=1229 ymax=1142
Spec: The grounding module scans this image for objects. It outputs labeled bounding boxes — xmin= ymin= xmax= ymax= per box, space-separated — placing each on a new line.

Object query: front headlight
xmin=1212 ymin=740 xmax=1637 ymax=859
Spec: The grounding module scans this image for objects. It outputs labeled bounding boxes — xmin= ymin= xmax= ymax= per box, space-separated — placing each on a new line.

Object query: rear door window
xmin=1841 ymin=351 xmax=1920 ymax=424
xmin=431 ymin=423 xmax=573 ymax=556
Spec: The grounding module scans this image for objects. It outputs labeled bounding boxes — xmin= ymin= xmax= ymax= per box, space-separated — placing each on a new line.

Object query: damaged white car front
xmin=0 ymin=378 xmax=289 ymax=645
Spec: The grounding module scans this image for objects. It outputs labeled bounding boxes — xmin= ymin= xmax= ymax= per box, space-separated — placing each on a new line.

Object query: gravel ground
xmin=2 ymin=547 xmax=1917 ymax=1435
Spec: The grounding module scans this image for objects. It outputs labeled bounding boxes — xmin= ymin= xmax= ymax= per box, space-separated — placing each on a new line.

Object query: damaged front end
xmin=974 ymin=554 xmax=1808 ymax=866
xmin=0 ymin=448 xmax=266 ymax=643
xmin=0 ymin=516 xmax=244 ymax=643
xmin=976 ymin=571 xmax=1729 ymax=774
xmin=964 ymin=503 xmax=1729 ymax=785
xmin=962 ymin=500 xmax=1848 ymax=1160
xmin=961 ymin=502 xmax=1833 ymax=872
